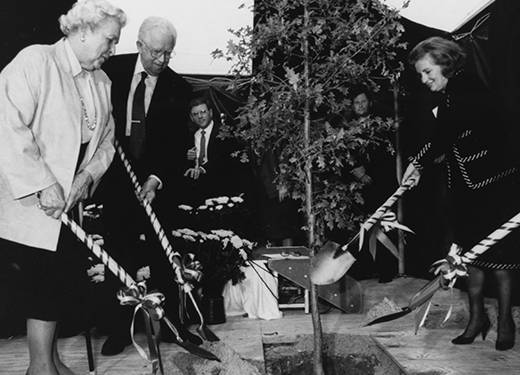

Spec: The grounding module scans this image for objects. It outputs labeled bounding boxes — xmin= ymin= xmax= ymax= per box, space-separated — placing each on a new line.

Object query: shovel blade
xmin=177 ymin=341 xmax=220 ymax=361
xmin=310 ymin=241 xmax=357 ymax=285
xmin=197 ymin=326 xmax=220 ymax=342
xmin=365 ymin=307 xmax=412 ymax=326
xmin=408 ymin=275 xmax=446 ymax=311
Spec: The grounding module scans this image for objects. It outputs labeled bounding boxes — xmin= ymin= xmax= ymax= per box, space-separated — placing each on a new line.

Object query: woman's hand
xmin=65 ymin=170 xmax=93 ymax=213
xmin=402 ymin=162 xmax=421 ymax=187
xmin=39 ymin=183 xmax=66 ymax=219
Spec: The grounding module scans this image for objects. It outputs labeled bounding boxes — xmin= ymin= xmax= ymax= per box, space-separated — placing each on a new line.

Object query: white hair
xmin=59 ymin=0 xmax=127 ymax=36
xmin=138 ymin=16 xmax=177 ymax=48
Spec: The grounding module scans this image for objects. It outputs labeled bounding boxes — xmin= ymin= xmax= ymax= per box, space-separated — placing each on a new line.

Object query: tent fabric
xmin=184 ymin=76 xmax=249 ymax=127
xmin=488 ymin=0 xmax=520 ymax=167
xmin=383 ymin=0 xmax=494 ymax=33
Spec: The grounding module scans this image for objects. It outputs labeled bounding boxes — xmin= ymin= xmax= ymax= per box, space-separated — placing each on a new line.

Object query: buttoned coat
xmin=101 ymin=53 xmax=193 ymax=187
xmin=0 ymin=39 xmax=115 ymax=251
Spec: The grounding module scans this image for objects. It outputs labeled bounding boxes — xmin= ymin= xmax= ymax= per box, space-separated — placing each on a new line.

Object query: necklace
xmin=79 ymin=95 xmax=97 ymax=131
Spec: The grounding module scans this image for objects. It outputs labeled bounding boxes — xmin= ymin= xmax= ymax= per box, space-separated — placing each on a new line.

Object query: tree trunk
xmin=303 ymin=2 xmax=325 ymax=374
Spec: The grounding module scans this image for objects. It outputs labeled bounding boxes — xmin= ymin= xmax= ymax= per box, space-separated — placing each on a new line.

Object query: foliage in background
xmin=212 ymin=0 xmax=405 ymax=244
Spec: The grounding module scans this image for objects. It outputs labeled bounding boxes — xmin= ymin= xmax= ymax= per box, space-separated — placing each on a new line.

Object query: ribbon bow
xmin=430 ymin=243 xmax=468 ymax=289
xmin=181 ymin=253 xmax=203 ymax=292
xmin=118 ymin=281 xmax=169 ymax=374
xmin=359 ymin=210 xmax=414 ymax=261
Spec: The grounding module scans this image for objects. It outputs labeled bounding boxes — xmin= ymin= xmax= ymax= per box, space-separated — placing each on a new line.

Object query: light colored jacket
xmin=0 ymin=38 xmax=115 ymax=251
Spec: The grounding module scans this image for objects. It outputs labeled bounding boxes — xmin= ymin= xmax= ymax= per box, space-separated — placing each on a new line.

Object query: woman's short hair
xmin=408 ymin=36 xmax=466 ymax=78
xmin=59 ymin=0 xmax=127 ymax=36
xmin=350 ymin=84 xmax=373 ymax=103
xmin=138 ymin=17 xmax=178 ymax=49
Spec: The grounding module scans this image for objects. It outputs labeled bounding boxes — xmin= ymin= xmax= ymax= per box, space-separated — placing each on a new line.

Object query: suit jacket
xmin=102 ymin=54 xmax=193 ymax=188
xmin=412 ymin=70 xmax=518 ymax=190
xmin=181 ymin=121 xmax=239 ymax=206
xmin=0 ymin=38 xmax=115 ymax=251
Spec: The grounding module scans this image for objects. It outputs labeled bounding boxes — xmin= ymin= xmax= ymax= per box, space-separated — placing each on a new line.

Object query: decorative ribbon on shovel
xmin=61 ymin=213 xmax=219 ymax=373
xmin=310 ymin=174 xmax=418 ymax=285
xmin=115 ymin=140 xmax=219 ymax=342
xmin=365 ymin=211 xmax=520 ymax=333
xmin=360 ymin=210 xmax=414 ymax=262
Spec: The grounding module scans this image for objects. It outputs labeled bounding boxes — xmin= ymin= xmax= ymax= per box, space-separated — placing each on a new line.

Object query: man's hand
xmin=187 ymin=147 xmax=197 ymax=161
xmin=184 ymin=167 xmax=205 ymax=180
xmin=139 ymin=178 xmax=160 ymax=204
xmin=65 ymin=170 xmax=93 ymax=213
xmin=39 ymin=183 xmax=66 ymax=219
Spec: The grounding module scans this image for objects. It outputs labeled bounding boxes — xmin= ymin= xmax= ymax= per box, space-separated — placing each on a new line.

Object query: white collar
xmin=198 ymin=120 xmax=214 ymax=135
xmin=133 ymin=55 xmax=158 ymax=83
xmin=64 ymin=38 xmax=83 ymax=77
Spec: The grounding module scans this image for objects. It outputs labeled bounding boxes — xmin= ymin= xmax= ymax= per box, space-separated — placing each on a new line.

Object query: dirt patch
xmin=366 ymin=297 xmax=403 ymax=324
xmin=263 ymin=333 xmax=407 ymax=375
xmin=160 ymin=340 xmax=263 ymax=375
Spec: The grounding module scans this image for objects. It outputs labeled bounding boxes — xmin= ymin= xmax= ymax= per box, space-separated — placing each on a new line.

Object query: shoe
xmin=452 ymin=317 xmax=491 ymax=345
xmin=496 ymin=339 xmax=515 ymax=351
xmin=101 ymin=335 xmax=132 ymax=356
xmin=496 ymin=320 xmax=516 ymax=351
xmin=161 ymin=322 xmax=203 ymax=346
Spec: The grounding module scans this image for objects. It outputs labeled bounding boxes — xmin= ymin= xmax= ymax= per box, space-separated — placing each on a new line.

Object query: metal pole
xmin=393 ymin=78 xmax=405 ymax=275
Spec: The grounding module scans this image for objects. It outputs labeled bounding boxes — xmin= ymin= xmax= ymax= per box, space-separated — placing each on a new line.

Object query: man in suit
xmin=98 ymin=16 xmax=199 ymax=356
xmin=181 ymin=97 xmax=240 ymax=211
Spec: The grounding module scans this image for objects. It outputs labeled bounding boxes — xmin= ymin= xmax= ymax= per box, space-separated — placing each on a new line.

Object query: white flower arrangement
xmin=173 ymin=195 xmax=254 ymax=284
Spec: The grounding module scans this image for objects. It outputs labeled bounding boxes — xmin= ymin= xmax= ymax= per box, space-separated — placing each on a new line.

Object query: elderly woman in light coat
xmin=0 ymin=1 xmax=126 ymax=374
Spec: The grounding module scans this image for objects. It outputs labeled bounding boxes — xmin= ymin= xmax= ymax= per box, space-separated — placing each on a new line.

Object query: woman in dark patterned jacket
xmin=403 ymin=37 xmax=520 ymax=351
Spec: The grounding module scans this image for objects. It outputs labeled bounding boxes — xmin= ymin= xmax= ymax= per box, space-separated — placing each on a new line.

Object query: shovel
xmin=187 ymin=291 xmax=220 ymax=342
xmin=365 ymin=275 xmax=448 ymax=326
xmin=115 ymin=140 xmax=220 ymax=343
xmin=365 ymin=211 xmax=520 ymax=327
xmin=310 ymin=176 xmax=417 ymax=285
xmin=161 ymin=315 xmax=220 ymax=361
xmin=61 ymin=213 xmax=220 ymax=362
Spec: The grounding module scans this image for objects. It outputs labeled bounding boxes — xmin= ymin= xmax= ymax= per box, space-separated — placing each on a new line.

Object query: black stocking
xmin=494 ymin=269 xmax=516 ymax=342
xmin=461 ymin=265 xmax=487 ymax=337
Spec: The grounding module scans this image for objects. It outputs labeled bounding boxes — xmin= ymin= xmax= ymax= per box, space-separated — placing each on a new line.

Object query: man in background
xmin=181 ymin=97 xmax=239 ymax=211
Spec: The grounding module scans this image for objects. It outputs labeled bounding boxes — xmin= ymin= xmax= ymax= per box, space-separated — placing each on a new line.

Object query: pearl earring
xmin=81 ymin=35 xmax=85 ymax=42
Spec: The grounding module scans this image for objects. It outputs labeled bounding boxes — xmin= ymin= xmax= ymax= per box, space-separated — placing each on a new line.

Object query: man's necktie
xmin=130 ymin=72 xmax=147 ymax=159
xmin=198 ymin=130 xmax=206 ymax=165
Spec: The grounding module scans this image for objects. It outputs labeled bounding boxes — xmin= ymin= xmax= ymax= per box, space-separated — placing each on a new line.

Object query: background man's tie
xmin=198 ymin=129 xmax=206 ymax=165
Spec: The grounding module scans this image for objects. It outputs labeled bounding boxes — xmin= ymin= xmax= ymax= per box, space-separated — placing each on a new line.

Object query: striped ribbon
xmin=61 ymin=213 xmax=135 ymax=287
xmin=340 ymin=174 xmax=418 ymax=253
xmin=62 ymin=213 xmax=178 ymax=372
xmin=115 ymin=140 xmax=189 ymax=287
xmin=432 ymin=212 xmax=520 ymax=286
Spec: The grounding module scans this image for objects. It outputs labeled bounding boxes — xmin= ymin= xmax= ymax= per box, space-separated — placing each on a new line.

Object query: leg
xmin=52 ymin=325 xmax=77 ymax=375
xmin=26 ymin=319 xmax=58 ymax=375
xmin=453 ymin=266 xmax=490 ymax=343
xmin=494 ymin=269 xmax=516 ymax=348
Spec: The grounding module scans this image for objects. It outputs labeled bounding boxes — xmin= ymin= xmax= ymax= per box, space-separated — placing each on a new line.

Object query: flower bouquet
xmin=172 ymin=228 xmax=253 ymax=290
xmin=178 ymin=195 xmax=253 ymax=238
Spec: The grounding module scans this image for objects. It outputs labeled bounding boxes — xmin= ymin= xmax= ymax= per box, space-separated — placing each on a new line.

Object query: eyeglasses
xmin=139 ymin=40 xmax=174 ymax=60
xmin=191 ymin=110 xmax=208 ymax=117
